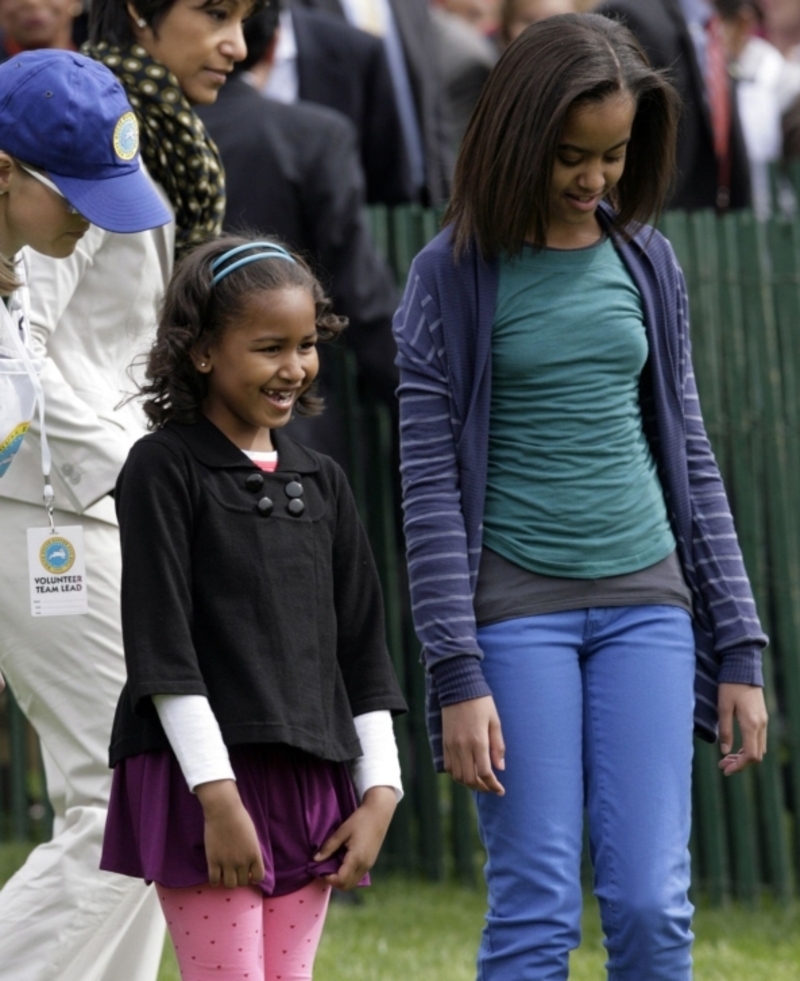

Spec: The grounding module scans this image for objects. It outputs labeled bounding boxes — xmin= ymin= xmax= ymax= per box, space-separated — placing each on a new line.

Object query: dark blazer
xmin=432 ymin=8 xmax=496 ymax=154
xmin=597 ymin=0 xmax=751 ymax=210
xmin=291 ymin=0 xmax=453 ymax=206
xmin=198 ymin=76 xmax=400 ymax=465
xmin=292 ymin=6 xmax=412 ymax=206
xmin=110 ymin=417 xmax=407 ymax=767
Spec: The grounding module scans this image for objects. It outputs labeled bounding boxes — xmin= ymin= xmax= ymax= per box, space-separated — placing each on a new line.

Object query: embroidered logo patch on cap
xmin=113 ymin=111 xmax=139 ymax=161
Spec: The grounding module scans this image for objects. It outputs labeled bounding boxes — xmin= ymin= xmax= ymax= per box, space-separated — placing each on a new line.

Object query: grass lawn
xmin=3 ymin=843 xmax=799 ymax=979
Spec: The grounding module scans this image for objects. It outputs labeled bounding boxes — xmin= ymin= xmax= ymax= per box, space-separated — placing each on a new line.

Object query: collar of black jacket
xmin=164 ymin=415 xmax=321 ymax=474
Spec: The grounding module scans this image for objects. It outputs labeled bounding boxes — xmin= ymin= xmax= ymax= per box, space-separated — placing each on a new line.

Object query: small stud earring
xmin=199 ymin=361 xmax=207 ymax=367
xmin=136 ymin=16 xmax=146 ymax=27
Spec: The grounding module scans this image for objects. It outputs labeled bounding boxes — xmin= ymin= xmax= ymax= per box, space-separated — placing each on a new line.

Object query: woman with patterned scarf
xmin=0 ymin=3 xmax=264 ymax=981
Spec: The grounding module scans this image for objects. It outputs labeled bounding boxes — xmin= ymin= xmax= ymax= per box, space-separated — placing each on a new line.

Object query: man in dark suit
xmin=432 ymin=4 xmax=497 ymax=153
xmin=291 ymin=0 xmax=453 ymax=206
xmin=197 ymin=6 xmax=399 ymax=465
xmin=290 ymin=6 xmax=412 ymax=205
xmin=598 ymin=0 xmax=751 ymax=210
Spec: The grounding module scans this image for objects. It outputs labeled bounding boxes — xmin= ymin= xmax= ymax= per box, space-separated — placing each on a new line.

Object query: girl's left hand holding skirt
xmin=313 ymin=786 xmax=398 ymax=891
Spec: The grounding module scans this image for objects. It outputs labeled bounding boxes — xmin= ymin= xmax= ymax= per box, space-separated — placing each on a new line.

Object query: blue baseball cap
xmin=0 ymin=50 xmax=171 ymax=234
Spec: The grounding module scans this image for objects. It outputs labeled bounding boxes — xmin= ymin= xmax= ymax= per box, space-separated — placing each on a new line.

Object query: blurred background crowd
xmin=2 ymin=0 xmax=800 ymax=456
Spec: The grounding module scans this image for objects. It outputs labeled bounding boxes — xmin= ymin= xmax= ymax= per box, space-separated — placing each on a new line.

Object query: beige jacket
xmin=0 ymin=212 xmax=175 ymax=520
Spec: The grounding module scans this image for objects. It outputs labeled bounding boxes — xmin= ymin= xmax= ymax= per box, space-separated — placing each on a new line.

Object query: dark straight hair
xmin=89 ymin=0 xmax=270 ymax=47
xmin=444 ymin=13 xmax=680 ymax=259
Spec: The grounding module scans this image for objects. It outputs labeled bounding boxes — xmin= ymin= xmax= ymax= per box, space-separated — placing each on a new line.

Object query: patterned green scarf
xmin=82 ymin=41 xmax=225 ymax=255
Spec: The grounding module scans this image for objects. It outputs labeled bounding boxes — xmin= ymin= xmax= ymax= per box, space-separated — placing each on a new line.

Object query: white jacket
xmin=0 ymin=213 xmax=175 ymax=517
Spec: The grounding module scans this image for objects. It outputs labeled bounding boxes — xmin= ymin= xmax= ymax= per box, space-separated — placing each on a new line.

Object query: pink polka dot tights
xmin=157 ymin=879 xmax=332 ymax=980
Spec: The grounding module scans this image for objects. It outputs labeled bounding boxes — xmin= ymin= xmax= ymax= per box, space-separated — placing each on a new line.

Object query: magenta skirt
xmin=101 ymin=743 xmax=366 ymax=896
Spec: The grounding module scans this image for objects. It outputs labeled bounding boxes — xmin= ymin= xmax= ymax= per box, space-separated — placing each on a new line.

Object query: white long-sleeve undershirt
xmin=152 ymin=695 xmax=403 ymax=802
xmin=152 ymin=694 xmax=235 ymax=791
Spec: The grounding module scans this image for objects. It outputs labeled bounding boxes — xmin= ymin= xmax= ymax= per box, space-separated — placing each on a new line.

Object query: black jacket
xmin=291 ymin=0 xmax=453 ymax=206
xmin=597 ymin=0 xmax=751 ymax=211
xmin=109 ymin=417 xmax=407 ymax=767
xmin=292 ymin=6 xmax=413 ymax=206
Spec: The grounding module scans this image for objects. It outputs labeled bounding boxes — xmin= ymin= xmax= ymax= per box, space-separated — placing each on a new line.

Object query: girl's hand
xmin=442 ymin=696 xmax=506 ymax=795
xmin=717 ymin=683 xmax=768 ymax=776
xmin=313 ymin=786 xmax=398 ymax=891
xmin=195 ymin=779 xmax=266 ymax=888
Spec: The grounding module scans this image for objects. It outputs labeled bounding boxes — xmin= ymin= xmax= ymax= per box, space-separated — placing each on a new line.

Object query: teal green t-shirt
xmin=483 ymin=238 xmax=676 ymax=578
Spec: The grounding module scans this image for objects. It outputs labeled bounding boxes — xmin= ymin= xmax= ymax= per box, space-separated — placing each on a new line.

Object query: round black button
xmin=257 ymin=496 xmax=274 ymax=516
xmin=285 ymin=480 xmax=303 ymax=499
xmin=246 ymin=473 xmax=264 ymax=492
xmin=287 ymin=498 xmax=305 ymax=516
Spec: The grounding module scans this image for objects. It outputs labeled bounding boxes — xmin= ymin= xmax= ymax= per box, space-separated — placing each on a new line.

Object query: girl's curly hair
xmin=139 ymin=234 xmax=347 ymax=429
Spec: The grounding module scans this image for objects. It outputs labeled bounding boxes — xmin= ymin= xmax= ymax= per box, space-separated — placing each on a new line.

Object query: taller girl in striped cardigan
xmin=393 ymin=14 xmax=767 ymax=981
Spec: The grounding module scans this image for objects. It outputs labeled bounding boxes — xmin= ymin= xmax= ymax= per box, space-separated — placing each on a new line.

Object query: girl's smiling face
xmin=195 ymin=287 xmax=320 ymax=452
xmin=546 ymin=91 xmax=636 ymax=249
xmin=130 ymin=0 xmax=250 ymax=105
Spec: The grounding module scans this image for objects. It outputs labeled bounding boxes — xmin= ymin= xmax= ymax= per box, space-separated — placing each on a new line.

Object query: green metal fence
xmin=3 ymin=204 xmax=800 ymax=903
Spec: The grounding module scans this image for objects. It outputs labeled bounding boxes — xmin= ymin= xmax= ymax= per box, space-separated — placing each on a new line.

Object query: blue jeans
xmin=474 ymin=605 xmax=695 ymax=981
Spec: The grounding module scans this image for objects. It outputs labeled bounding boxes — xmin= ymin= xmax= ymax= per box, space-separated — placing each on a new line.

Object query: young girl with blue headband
xmin=101 ymin=234 xmax=407 ymax=981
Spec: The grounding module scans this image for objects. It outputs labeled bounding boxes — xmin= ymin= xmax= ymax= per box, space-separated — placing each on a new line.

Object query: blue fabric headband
xmin=210 ymin=242 xmax=296 ymax=287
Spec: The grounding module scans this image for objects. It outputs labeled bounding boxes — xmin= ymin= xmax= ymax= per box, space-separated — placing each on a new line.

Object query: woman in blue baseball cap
xmin=0 ymin=5 xmax=261 ymax=981
xmin=0 ymin=49 xmax=171 ymax=481
xmin=0 ymin=47 xmax=175 ymax=981
xmin=0 ymin=49 xmax=171 ymax=249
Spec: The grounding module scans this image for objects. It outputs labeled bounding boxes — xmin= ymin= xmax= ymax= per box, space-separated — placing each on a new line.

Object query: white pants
xmin=0 ymin=499 xmax=165 ymax=981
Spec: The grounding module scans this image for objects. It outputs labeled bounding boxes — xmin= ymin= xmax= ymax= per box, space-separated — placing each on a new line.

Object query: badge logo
xmin=0 ymin=422 xmax=29 ymax=478
xmin=39 ymin=536 xmax=76 ymax=575
xmin=113 ymin=112 xmax=139 ymax=161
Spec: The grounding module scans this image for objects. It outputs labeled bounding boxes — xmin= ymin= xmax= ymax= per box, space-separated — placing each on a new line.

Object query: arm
xmin=674 ymin=261 xmax=768 ymax=772
xmin=313 ymin=786 xmax=398 ymax=891
xmin=153 ymin=694 xmax=264 ymax=887
xmin=348 ymin=710 xmax=403 ymax=803
xmin=119 ymin=443 xmax=264 ymax=884
xmin=195 ymin=781 xmax=266 ymax=888
xmin=315 ymin=711 xmax=403 ymax=890
xmin=393 ymin=267 xmax=504 ymax=792
xmin=25 ymin=228 xmax=134 ymax=510
xmin=117 ymin=439 xmax=209 ymax=713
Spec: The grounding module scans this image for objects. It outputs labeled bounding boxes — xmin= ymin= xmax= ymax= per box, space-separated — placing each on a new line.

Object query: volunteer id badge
xmin=27 ymin=526 xmax=89 ymax=616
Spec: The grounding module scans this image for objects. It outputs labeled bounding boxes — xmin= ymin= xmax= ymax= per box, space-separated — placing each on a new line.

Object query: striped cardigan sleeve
xmin=393 ymin=268 xmax=492 ymax=705
xmin=673 ymin=255 xmax=767 ymax=685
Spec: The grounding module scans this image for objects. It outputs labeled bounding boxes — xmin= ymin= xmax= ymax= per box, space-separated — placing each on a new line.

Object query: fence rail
xmin=3 ymin=204 xmax=800 ymax=902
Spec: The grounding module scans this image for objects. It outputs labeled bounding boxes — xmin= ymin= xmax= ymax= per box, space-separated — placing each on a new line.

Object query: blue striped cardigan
xmin=393 ymin=209 xmax=767 ymax=770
